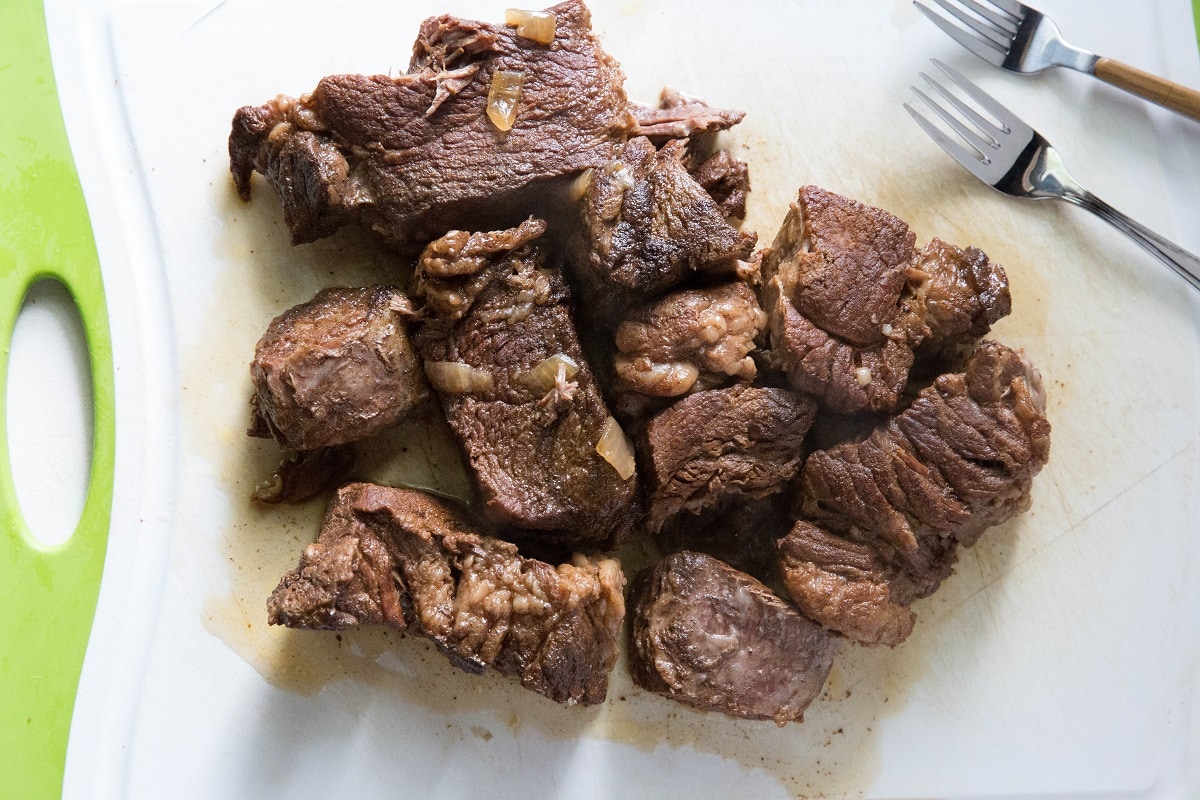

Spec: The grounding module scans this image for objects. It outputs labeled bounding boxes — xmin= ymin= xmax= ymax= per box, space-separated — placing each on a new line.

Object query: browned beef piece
xmin=412 ymin=219 xmax=639 ymax=549
xmin=230 ymin=0 xmax=633 ymax=251
xmin=911 ymin=238 xmax=1011 ymax=365
xmin=251 ymin=445 xmax=356 ymax=505
xmin=760 ymin=186 xmax=922 ymax=414
xmin=799 ymin=340 xmax=1050 ymax=595
xmin=776 ymin=521 xmax=915 ymax=646
xmin=691 ymin=149 xmax=750 ymax=220
xmin=268 ymin=483 xmax=626 ymax=705
xmin=250 ymin=286 xmax=426 ymax=451
xmin=567 ymin=135 xmax=757 ymax=323
xmin=613 ymin=281 xmax=767 ymax=398
xmin=630 ymin=87 xmax=745 ymax=145
xmin=760 ymin=187 xmax=1012 ymax=414
xmin=630 ymin=551 xmax=840 ymax=724
xmin=641 ymin=385 xmax=817 ymax=532
xmin=658 ymin=494 xmax=792 ymax=582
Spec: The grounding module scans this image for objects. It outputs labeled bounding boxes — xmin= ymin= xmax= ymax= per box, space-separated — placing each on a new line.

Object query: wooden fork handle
xmin=1094 ymin=57 xmax=1200 ymax=122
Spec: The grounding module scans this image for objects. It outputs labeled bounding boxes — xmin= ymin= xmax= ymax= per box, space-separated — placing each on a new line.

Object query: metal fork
xmin=905 ymin=59 xmax=1200 ymax=292
xmin=915 ymin=0 xmax=1200 ymax=123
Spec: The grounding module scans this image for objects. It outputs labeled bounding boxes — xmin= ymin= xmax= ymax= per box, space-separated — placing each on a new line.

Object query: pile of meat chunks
xmin=231 ymin=0 xmax=1050 ymax=724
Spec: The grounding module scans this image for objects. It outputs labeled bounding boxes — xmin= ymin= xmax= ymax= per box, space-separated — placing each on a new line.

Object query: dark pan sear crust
xmin=640 ymin=385 xmax=816 ymax=532
xmin=690 ymin=148 xmax=751 ymax=220
xmin=268 ymin=483 xmax=626 ymax=705
xmin=250 ymin=286 xmax=427 ymax=452
xmin=567 ymin=135 xmax=756 ymax=324
xmin=230 ymin=0 xmax=634 ymax=251
xmin=630 ymin=551 xmax=841 ymax=724
xmin=412 ymin=218 xmax=639 ymax=550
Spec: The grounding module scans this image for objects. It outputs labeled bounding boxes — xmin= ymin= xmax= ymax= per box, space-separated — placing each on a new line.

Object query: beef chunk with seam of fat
xmin=412 ymin=218 xmax=639 ymax=550
xmin=250 ymin=286 xmax=427 ymax=452
xmin=567 ymin=135 xmax=757 ymax=324
xmin=612 ymin=280 xmax=767 ymax=399
xmin=230 ymin=0 xmax=634 ymax=252
xmin=776 ymin=520 xmax=916 ymax=647
xmin=630 ymin=551 xmax=841 ymax=724
xmin=268 ymin=482 xmax=626 ymax=705
xmin=798 ymin=339 xmax=1050 ymax=590
xmin=759 ymin=186 xmax=1011 ymax=414
xmin=640 ymin=384 xmax=817 ymax=533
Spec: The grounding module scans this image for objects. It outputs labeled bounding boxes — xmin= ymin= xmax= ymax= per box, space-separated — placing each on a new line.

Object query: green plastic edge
xmin=1194 ymin=0 xmax=1200 ymax=52
xmin=0 ymin=0 xmax=117 ymax=797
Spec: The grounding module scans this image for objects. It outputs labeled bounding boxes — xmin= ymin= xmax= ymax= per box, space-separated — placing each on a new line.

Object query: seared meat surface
xmin=760 ymin=186 xmax=1011 ymax=414
xmin=268 ymin=483 xmax=626 ymax=705
xmin=799 ymin=340 xmax=1050 ymax=596
xmin=613 ymin=281 xmax=767 ymax=398
xmin=413 ymin=218 xmax=639 ymax=549
xmin=230 ymin=0 xmax=633 ymax=251
xmin=630 ymin=551 xmax=841 ymax=724
xmin=657 ymin=494 xmax=792 ymax=582
xmin=567 ymin=135 xmax=756 ymax=323
xmin=250 ymin=445 xmax=356 ymax=505
xmin=250 ymin=286 xmax=426 ymax=451
xmin=776 ymin=521 xmax=915 ymax=646
xmin=640 ymin=385 xmax=816 ymax=532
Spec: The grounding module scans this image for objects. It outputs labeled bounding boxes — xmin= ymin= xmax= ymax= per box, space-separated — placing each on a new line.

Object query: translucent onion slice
xmin=504 ymin=9 xmax=557 ymax=44
xmin=596 ymin=416 xmax=636 ymax=480
xmin=425 ymin=361 xmax=495 ymax=393
xmin=855 ymin=367 xmax=873 ymax=387
xmin=486 ymin=69 xmax=525 ymax=132
xmin=569 ymin=168 xmax=594 ymax=201
xmin=518 ymin=353 xmax=580 ymax=393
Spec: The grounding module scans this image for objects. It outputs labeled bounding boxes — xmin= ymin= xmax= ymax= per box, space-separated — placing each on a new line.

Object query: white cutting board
xmin=45 ymin=0 xmax=1200 ymax=797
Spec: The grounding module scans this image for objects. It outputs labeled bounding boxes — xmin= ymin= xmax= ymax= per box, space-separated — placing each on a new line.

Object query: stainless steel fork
xmin=915 ymin=0 xmax=1200 ymax=122
xmin=905 ymin=59 xmax=1200 ymax=292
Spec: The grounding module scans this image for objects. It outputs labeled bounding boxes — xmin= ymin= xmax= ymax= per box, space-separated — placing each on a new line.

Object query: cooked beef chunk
xmin=641 ymin=385 xmax=816 ymax=532
xmin=630 ymin=551 xmax=840 ymax=724
xmin=760 ymin=186 xmax=922 ymax=413
xmin=567 ymin=135 xmax=757 ymax=323
xmin=613 ymin=281 xmax=767 ymax=397
xmin=412 ymin=218 xmax=639 ymax=549
xmin=250 ymin=286 xmax=427 ymax=451
xmin=230 ymin=0 xmax=633 ymax=251
xmin=251 ymin=445 xmax=356 ymax=505
xmin=760 ymin=186 xmax=1011 ymax=414
xmin=911 ymin=238 xmax=1011 ymax=364
xmin=776 ymin=521 xmax=915 ymax=646
xmin=268 ymin=483 xmax=626 ymax=705
xmin=799 ymin=340 xmax=1050 ymax=593
xmin=658 ymin=494 xmax=792 ymax=582
xmin=691 ymin=149 xmax=750 ymax=220
xmin=630 ymin=87 xmax=745 ymax=145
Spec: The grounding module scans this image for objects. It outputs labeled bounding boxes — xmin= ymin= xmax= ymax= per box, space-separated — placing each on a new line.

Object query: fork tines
xmin=914 ymin=0 xmax=1023 ymax=65
xmin=903 ymin=59 xmax=1027 ymax=184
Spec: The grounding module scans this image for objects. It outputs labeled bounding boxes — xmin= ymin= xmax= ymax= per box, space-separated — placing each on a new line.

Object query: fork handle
xmin=1093 ymin=58 xmax=1200 ymax=123
xmin=1064 ymin=189 xmax=1200 ymax=292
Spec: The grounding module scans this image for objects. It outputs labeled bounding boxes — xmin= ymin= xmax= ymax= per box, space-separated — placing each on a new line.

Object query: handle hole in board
xmin=5 ymin=278 xmax=93 ymax=548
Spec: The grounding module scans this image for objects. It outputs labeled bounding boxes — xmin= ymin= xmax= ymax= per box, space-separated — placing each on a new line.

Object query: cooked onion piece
xmin=425 ymin=361 xmax=495 ymax=393
xmin=486 ymin=69 xmax=526 ymax=131
xmin=596 ymin=416 xmax=636 ymax=480
xmin=518 ymin=353 xmax=580 ymax=393
xmin=504 ymin=9 xmax=557 ymax=44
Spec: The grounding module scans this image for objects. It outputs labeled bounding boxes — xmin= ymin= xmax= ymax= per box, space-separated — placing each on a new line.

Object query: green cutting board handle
xmin=1 ymin=0 xmax=116 ymax=798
